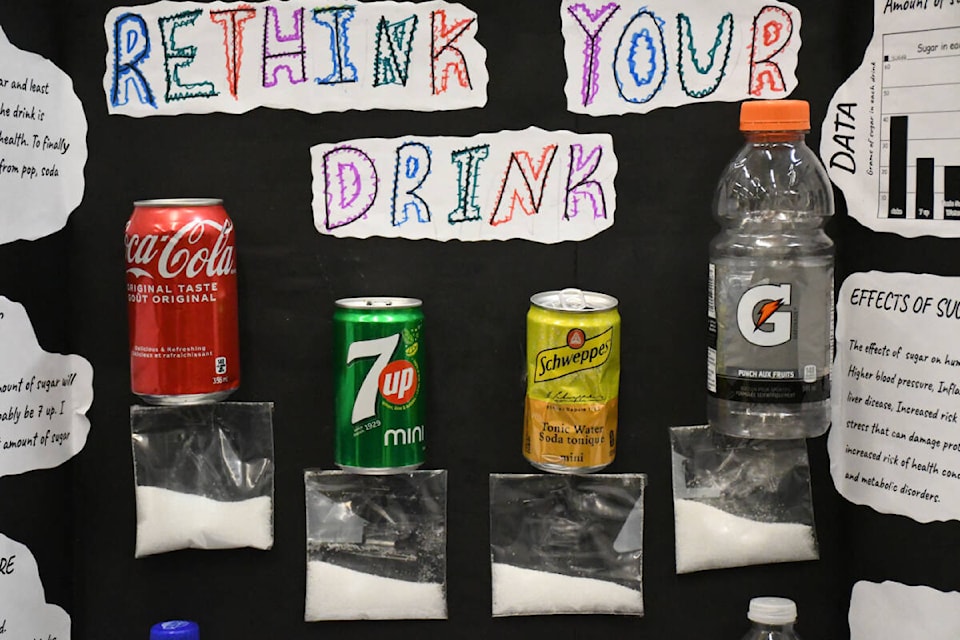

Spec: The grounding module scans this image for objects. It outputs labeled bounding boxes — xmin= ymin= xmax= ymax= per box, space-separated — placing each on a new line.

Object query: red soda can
xmin=125 ymin=198 xmax=240 ymax=404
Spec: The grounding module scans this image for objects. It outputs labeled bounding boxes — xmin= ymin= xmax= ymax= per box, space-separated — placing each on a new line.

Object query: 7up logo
xmin=346 ymin=333 xmax=419 ymax=423
xmin=379 ymin=359 xmax=418 ymax=404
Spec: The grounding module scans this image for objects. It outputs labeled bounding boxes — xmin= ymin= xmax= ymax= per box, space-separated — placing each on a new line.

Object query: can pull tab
xmin=558 ymin=288 xmax=588 ymax=310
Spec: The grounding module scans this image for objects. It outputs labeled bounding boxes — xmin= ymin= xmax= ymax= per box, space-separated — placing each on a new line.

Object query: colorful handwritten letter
xmin=561 ymin=0 xmax=801 ymax=115
xmin=311 ymin=128 xmax=617 ymax=243
xmin=104 ymin=1 xmax=488 ymax=116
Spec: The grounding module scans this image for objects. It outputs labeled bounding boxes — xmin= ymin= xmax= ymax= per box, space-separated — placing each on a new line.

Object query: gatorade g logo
xmin=737 ymin=283 xmax=792 ymax=347
xmin=379 ymin=359 xmax=418 ymax=405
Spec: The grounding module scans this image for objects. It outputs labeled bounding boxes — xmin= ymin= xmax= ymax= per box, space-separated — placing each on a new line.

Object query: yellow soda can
xmin=523 ymin=289 xmax=621 ymax=473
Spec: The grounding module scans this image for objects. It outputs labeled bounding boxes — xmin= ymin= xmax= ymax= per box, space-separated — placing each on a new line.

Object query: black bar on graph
xmin=916 ymin=158 xmax=934 ymax=219
xmin=889 ymin=116 xmax=908 ymax=218
xmin=946 ymin=166 xmax=960 ymax=220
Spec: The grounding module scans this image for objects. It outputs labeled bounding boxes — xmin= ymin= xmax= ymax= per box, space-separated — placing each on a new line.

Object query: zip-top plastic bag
xmin=304 ymin=469 xmax=447 ymax=621
xmin=490 ymin=473 xmax=645 ymax=616
xmin=131 ymin=402 xmax=274 ymax=557
xmin=670 ymin=425 xmax=818 ymax=573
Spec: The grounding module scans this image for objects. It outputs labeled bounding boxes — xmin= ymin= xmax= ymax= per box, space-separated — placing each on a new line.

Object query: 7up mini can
xmin=524 ymin=289 xmax=620 ymax=474
xmin=333 ymin=297 xmax=425 ymax=473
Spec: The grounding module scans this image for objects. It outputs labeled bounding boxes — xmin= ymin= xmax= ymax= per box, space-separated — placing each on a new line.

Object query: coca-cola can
xmin=125 ymin=198 xmax=240 ymax=404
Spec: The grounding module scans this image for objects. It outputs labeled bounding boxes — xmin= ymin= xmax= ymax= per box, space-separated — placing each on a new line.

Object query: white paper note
xmin=0 ymin=533 xmax=71 ymax=639
xmin=561 ymin=0 xmax=801 ymax=115
xmin=821 ymin=2 xmax=960 ymax=237
xmin=104 ymin=0 xmax=487 ymax=116
xmin=850 ymin=581 xmax=960 ymax=640
xmin=0 ymin=25 xmax=87 ymax=244
xmin=0 ymin=297 xmax=93 ymax=477
xmin=311 ymin=127 xmax=617 ymax=243
xmin=829 ymin=271 xmax=960 ymax=523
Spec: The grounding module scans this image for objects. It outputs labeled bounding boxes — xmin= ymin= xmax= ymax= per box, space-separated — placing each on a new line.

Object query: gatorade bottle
xmin=708 ymin=100 xmax=834 ymax=439
xmin=739 ymin=597 xmax=803 ymax=640
xmin=150 ymin=620 xmax=199 ymax=640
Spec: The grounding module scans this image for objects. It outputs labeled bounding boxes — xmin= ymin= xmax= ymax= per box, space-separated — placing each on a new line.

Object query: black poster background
xmin=1 ymin=1 xmax=958 ymax=638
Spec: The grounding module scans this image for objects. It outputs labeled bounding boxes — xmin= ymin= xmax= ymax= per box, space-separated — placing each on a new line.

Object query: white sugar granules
xmin=305 ymin=561 xmax=446 ymax=621
xmin=674 ymin=498 xmax=818 ymax=573
xmin=491 ymin=562 xmax=643 ymax=616
xmin=135 ymin=486 xmax=273 ymax=557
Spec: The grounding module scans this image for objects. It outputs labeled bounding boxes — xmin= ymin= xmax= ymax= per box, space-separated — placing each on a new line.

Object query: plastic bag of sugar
xmin=303 ymin=470 xmax=447 ymax=621
xmin=489 ymin=473 xmax=646 ymax=616
xmin=669 ymin=425 xmax=819 ymax=573
xmin=131 ymin=402 xmax=275 ymax=557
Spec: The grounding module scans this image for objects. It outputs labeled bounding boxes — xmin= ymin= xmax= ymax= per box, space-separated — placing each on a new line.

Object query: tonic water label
xmin=524 ymin=307 xmax=620 ymax=469
xmin=708 ymin=261 xmax=833 ymax=404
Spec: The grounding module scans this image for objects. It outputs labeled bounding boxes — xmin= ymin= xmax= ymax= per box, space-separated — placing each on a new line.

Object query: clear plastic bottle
xmin=740 ymin=597 xmax=803 ymax=640
xmin=708 ymin=100 xmax=834 ymax=439
xmin=150 ymin=620 xmax=199 ymax=640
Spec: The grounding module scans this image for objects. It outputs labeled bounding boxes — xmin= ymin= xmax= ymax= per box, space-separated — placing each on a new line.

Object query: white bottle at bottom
xmin=740 ymin=597 xmax=803 ymax=640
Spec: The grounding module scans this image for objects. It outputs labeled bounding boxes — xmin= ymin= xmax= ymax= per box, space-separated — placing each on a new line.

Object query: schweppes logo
xmin=534 ymin=327 xmax=613 ymax=382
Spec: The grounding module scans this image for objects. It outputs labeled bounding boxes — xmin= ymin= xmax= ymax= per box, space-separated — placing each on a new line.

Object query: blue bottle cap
xmin=150 ymin=620 xmax=199 ymax=640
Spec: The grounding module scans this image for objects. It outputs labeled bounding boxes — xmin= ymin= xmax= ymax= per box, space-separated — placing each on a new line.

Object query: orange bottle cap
xmin=739 ymin=99 xmax=810 ymax=131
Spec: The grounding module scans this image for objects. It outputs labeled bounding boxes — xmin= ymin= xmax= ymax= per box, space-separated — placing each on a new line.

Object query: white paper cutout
xmin=821 ymin=3 xmax=960 ymax=237
xmin=829 ymin=272 xmax=960 ymax=523
xmin=0 ymin=533 xmax=71 ymax=639
xmin=0 ymin=25 xmax=87 ymax=245
xmin=0 ymin=297 xmax=93 ymax=477
xmin=311 ymin=127 xmax=616 ymax=243
xmin=103 ymin=0 xmax=487 ymax=117
xmin=850 ymin=581 xmax=960 ymax=640
xmin=560 ymin=0 xmax=801 ymax=116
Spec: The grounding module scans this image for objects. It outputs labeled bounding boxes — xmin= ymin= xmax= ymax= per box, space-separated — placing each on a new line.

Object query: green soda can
xmin=333 ymin=297 xmax=425 ymax=473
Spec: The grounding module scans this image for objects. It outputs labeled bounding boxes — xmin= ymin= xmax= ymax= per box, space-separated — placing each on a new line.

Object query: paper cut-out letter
xmin=431 ymin=9 xmax=475 ymax=94
xmin=374 ymin=15 xmax=418 ymax=87
xmin=565 ymin=143 xmax=607 ymax=220
xmin=111 ymin=13 xmax=156 ymax=107
xmin=676 ymin=12 xmax=733 ymax=98
xmin=614 ymin=9 xmax=668 ymax=105
xmin=313 ymin=7 xmax=359 ymax=85
xmin=567 ymin=3 xmax=620 ymax=107
xmin=490 ymin=146 xmax=559 ymax=226
xmin=262 ymin=6 xmax=307 ymax=87
xmin=748 ymin=6 xmax=793 ymax=96
xmin=448 ymin=145 xmax=489 ymax=224
xmin=210 ymin=6 xmax=258 ymax=99
xmin=323 ymin=147 xmax=378 ymax=230
xmin=392 ymin=142 xmax=432 ymax=227
xmin=159 ymin=9 xmax=219 ymax=102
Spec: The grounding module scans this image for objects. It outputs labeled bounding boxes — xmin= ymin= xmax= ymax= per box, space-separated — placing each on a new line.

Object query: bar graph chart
xmin=878 ymin=26 xmax=960 ymax=221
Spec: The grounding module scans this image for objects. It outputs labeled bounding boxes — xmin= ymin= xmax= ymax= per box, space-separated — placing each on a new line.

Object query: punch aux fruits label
xmin=524 ymin=289 xmax=621 ymax=473
xmin=333 ymin=297 xmax=425 ymax=473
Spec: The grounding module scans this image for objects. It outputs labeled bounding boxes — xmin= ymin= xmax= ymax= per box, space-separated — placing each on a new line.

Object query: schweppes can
xmin=524 ymin=289 xmax=620 ymax=473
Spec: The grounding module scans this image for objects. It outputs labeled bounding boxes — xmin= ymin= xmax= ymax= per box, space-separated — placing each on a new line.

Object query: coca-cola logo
xmin=126 ymin=219 xmax=236 ymax=280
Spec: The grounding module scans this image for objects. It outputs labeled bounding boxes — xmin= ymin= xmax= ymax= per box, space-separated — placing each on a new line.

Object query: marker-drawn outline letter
xmin=312 ymin=6 xmax=359 ymax=85
xmin=159 ymin=9 xmax=219 ymax=102
xmin=323 ymin=146 xmax=379 ymax=230
xmin=392 ymin=142 xmax=433 ymax=226
xmin=210 ymin=6 xmax=258 ymax=99
xmin=676 ymin=12 xmax=733 ymax=99
xmin=111 ymin=12 xmax=156 ymax=108
xmin=566 ymin=2 xmax=621 ymax=107
xmin=448 ymin=145 xmax=489 ymax=224
xmin=490 ymin=145 xmax=559 ymax=226
xmin=613 ymin=9 xmax=668 ymax=105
